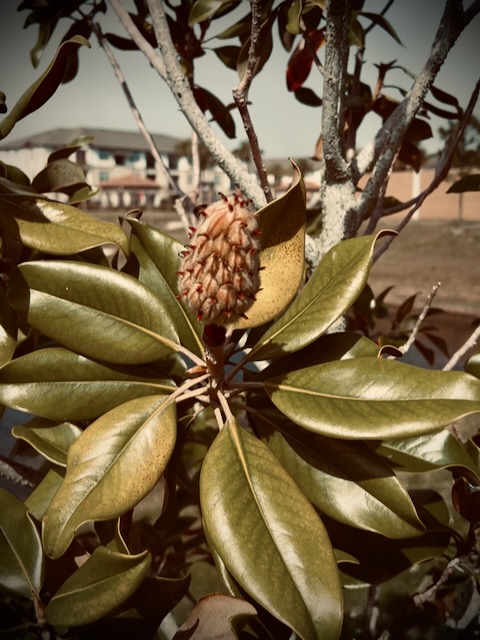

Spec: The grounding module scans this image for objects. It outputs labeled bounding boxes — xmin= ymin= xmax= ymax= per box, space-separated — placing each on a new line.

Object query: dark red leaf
xmin=286 ymin=29 xmax=325 ymax=92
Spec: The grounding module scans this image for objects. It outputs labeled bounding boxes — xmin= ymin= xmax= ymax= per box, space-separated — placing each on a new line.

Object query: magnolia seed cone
xmin=177 ymin=193 xmax=261 ymax=325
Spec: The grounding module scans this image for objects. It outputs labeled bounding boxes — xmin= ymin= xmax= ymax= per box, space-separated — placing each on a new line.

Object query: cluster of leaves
xmin=18 ymin=0 xmax=466 ymax=172
xmin=1 ymin=5 xmax=480 ymax=640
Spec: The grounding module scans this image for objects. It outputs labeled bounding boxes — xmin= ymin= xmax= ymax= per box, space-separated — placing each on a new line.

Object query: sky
xmin=0 ymin=0 xmax=479 ymax=160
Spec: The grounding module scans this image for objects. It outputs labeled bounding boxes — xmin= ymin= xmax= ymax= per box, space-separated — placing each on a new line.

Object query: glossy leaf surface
xmin=12 ymin=419 xmax=82 ymax=466
xmin=9 ymin=262 xmax=179 ymax=365
xmin=32 ymin=158 xmax=88 ymax=195
xmin=201 ymin=418 xmax=343 ymax=640
xmin=234 ymin=161 xmax=306 ymax=330
xmin=256 ymin=412 xmax=425 ymax=538
xmin=375 ymin=430 xmax=480 ymax=477
xmin=0 ymin=487 xmax=44 ymax=598
xmin=249 ymin=231 xmax=391 ymax=360
xmin=44 ymin=546 xmax=151 ymax=626
xmin=0 ymin=190 xmax=128 ymax=255
xmin=127 ymin=218 xmax=203 ymax=357
xmin=0 ymin=36 xmax=90 ymax=139
xmin=25 ymin=469 xmax=64 ymax=521
xmin=0 ymin=347 xmax=175 ymax=421
xmin=43 ymin=395 xmax=176 ymax=558
xmin=265 ymin=358 xmax=480 ymax=439
xmin=0 ymin=282 xmax=16 ymax=367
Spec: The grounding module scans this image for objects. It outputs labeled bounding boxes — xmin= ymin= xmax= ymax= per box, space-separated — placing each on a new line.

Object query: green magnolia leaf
xmin=0 ymin=487 xmax=44 ymax=599
xmin=126 ymin=219 xmax=204 ymax=357
xmin=360 ymin=12 xmax=403 ymax=45
xmin=0 ymin=190 xmax=129 ymax=255
xmin=25 ymin=468 xmax=64 ymax=521
xmin=32 ymin=158 xmax=89 ymax=196
xmin=375 ymin=430 xmax=480 ymax=478
xmin=249 ymin=230 xmax=392 ymax=360
xmin=42 ymin=395 xmax=176 ymax=559
xmin=447 ymin=174 xmax=480 ymax=194
xmin=0 ymin=282 xmax=16 ymax=367
xmin=188 ymin=0 xmax=235 ymax=25
xmin=0 ymin=162 xmax=31 ymax=185
xmin=12 ymin=418 xmax=82 ymax=467
xmin=257 ymin=332 xmax=379 ymax=381
xmin=47 ymin=136 xmax=94 ymax=163
xmin=237 ymin=13 xmax=274 ymax=82
xmin=256 ymin=412 xmax=425 ymax=538
xmin=466 ymin=352 xmax=480 ymax=379
xmin=233 ymin=160 xmax=306 ymax=330
xmin=213 ymin=45 xmax=241 ymax=70
xmin=0 ymin=347 xmax=175 ymax=421
xmin=0 ymin=36 xmax=91 ymax=140
xmin=200 ymin=418 xmax=343 ymax=640
xmin=9 ymin=262 xmax=180 ymax=365
xmin=44 ymin=546 xmax=151 ymax=627
xmin=264 ymin=358 xmax=480 ymax=439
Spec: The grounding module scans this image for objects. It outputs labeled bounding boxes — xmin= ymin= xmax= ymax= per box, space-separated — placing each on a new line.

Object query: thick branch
xmin=354 ymin=0 xmax=480 ymax=223
xmin=143 ymin=0 xmax=265 ymax=208
xmin=322 ymin=0 xmax=351 ymax=183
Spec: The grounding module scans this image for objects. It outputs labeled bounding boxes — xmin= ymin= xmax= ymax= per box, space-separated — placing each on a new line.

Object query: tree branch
xmin=322 ymin=0 xmax=351 ymax=183
xmin=108 ymin=0 xmax=166 ymax=79
xmin=373 ymin=78 xmax=480 ymax=259
xmin=232 ymin=0 xmax=272 ymax=202
xmin=92 ymin=20 xmax=193 ymax=229
xmin=443 ymin=323 xmax=480 ymax=371
xmin=354 ymin=0 xmax=480 ymax=224
xmin=141 ymin=0 xmax=266 ymax=208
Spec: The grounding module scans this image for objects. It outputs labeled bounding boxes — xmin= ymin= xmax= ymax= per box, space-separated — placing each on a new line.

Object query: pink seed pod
xmin=177 ymin=193 xmax=261 ymax=324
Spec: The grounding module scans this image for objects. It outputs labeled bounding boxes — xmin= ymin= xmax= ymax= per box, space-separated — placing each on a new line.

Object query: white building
xmin=0 ymin=126 xmax=232 ymax=209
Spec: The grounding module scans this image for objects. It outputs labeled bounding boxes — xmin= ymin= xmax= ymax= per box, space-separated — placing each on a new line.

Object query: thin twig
xmin=92 ymin=21 xmax=193 ymax=230
xmin=443 ymin=323 xmax=480 ymax=371
xmin=414 ymin=557 xmax=461 ymax=606
xmin=354 ymin=1 xmax=480 ymax=220
xmin=374 ymin=78 xmax=480 ymax=259
xmin=232 ymin=0 xmax=272 ymax=202
xmin=398 ymin=282 xmax=441 ymax=356
xmin=381 ymin=78 xmax=480 ymax=219
xmin=142 ymin=0 xmax=265 ymax=208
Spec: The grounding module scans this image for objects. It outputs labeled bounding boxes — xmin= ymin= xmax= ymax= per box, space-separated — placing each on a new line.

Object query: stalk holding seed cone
xmin=177 ymin=193 xmax=261 ymax=324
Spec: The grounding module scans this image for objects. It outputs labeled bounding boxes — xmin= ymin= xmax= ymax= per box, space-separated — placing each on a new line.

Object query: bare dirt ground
xmin=368 ymin=219 xmax=480 ymax=363
xmin=369 ymin=219 xmax=480 ymax=317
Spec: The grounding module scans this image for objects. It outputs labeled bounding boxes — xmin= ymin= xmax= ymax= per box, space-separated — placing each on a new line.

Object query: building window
xmin=98 ymin=150 xmax=110 ymax=160
xmin=99 ymin=170 xmax=109 ymax=182
xmin=132 ymin=152 xmax=142 ymax=162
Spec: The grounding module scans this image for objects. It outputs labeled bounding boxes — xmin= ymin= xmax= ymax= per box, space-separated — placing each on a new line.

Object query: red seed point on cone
xmin=177 ymin=193 xmax=261 ymax=324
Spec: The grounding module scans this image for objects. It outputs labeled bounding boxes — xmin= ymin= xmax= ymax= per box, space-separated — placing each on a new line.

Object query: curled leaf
xmin=233 ymin=160 xmax=306 ymax=330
